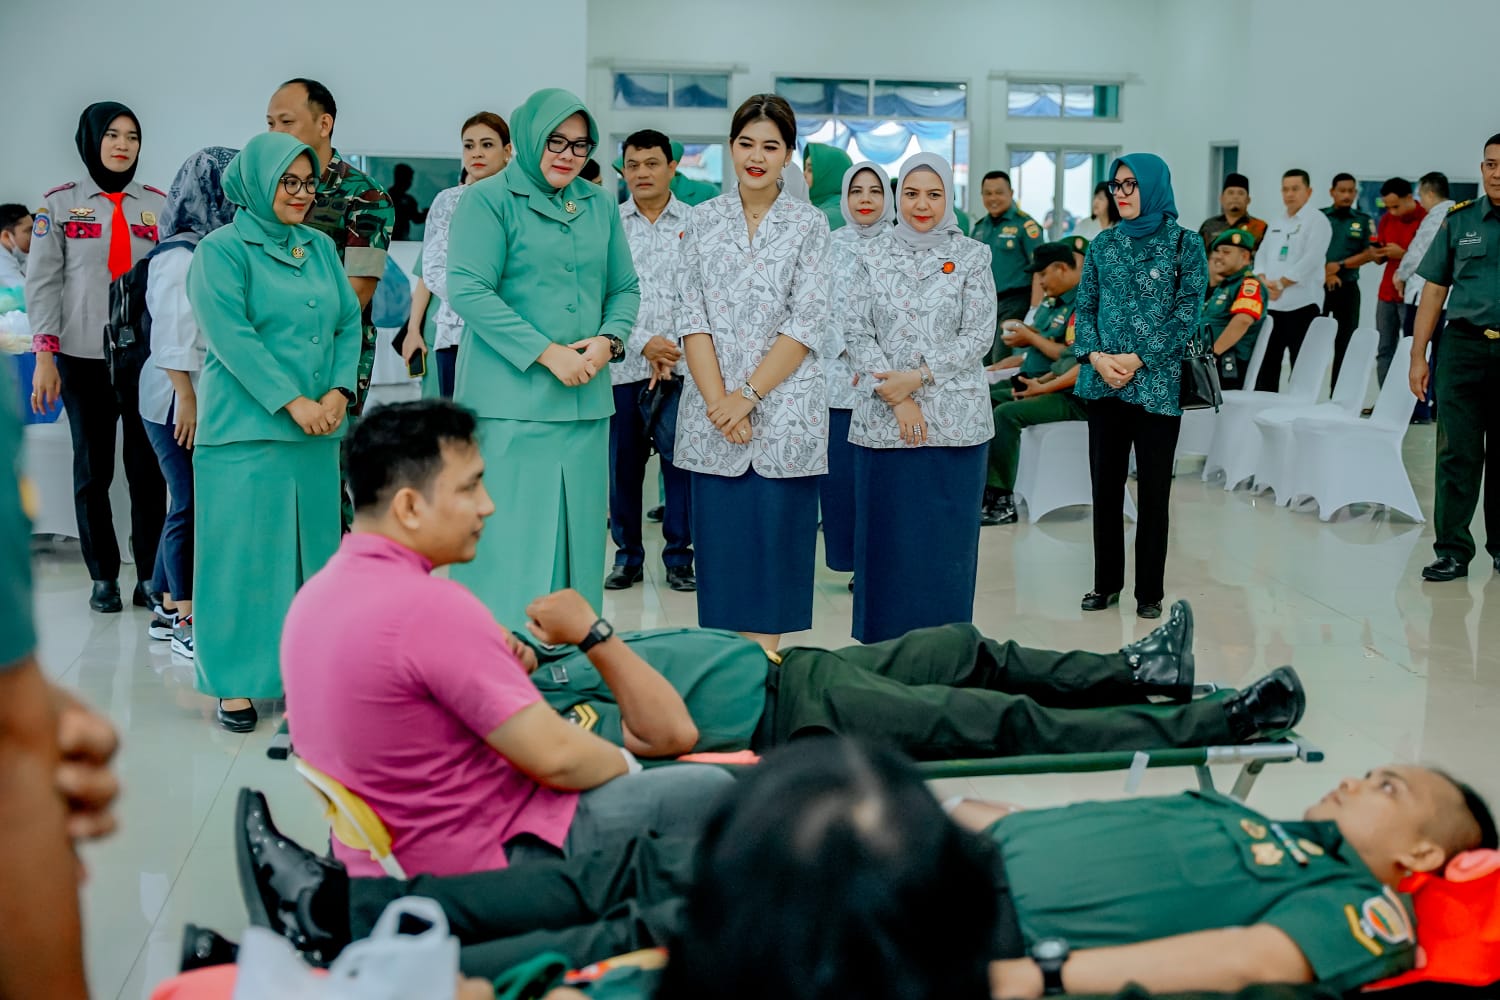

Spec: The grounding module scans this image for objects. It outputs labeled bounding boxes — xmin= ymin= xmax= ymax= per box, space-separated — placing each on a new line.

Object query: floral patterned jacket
xmin=843 ymin=231 xmax=996 ymax=449
xmin=1071 ymin=220 xmax=1208 ymax=417
xmin=824 ymin=226 xmax=869 ymax=411
xmin=672 ymin=189 xmax=831 ymax=479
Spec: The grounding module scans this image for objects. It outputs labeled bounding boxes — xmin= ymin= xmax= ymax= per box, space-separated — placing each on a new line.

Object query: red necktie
xmin=102 ymin=192 xmax=131 ymax=279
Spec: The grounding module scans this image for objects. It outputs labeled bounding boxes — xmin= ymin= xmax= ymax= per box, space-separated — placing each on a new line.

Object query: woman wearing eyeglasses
xmin=1071 ymin=154 xmax=1206 ymax=620
xmin=446 ymin=89 xmax=639 ymax=627
xmin=186 ymin=132 xmax=362 ymax=731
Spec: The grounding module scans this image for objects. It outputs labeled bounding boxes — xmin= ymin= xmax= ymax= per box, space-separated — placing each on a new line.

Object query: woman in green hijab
xmin=187 ymin=132 xmax=362 ymax=732
xmin=446 ymin=88 xmax=640 ymax=627
xmin=803 ymin=142 xmax=853 ymax=232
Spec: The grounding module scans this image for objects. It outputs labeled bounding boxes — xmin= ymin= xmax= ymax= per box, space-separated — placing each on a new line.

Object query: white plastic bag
xmin=233 ymin=896 xmax=460 ymax=1000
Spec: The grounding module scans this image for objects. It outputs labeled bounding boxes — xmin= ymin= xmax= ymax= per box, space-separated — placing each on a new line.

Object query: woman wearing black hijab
xmin=26 ymin=102 xmax=169 ymax=613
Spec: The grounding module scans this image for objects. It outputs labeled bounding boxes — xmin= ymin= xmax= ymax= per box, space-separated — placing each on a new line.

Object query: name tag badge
xmin=1458 ymin=231 xmax=1482 ymax=247
xmin=549 ymin=664 xmax=569 ymax=685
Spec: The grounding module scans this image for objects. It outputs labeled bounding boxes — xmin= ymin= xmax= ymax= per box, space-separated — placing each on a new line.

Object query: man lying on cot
xmin=225 ymin=743 xmax=1496 ymax=995
xmin=283 ymin=399 xmax=1306 ymax=880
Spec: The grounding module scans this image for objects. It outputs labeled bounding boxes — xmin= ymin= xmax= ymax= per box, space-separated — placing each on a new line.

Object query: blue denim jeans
xmin=143 ymin=416 xmax=194 ymax=600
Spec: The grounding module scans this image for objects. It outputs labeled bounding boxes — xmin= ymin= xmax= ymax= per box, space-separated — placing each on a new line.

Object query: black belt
xmin=1447 ymin=318 xmax=1500 ymax=340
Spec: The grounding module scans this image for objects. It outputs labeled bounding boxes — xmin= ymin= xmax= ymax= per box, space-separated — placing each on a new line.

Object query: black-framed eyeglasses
xmin=279 ymin=175 xmax=319 ymax=196
xmin=1106 ymin=178 xmax=1139 ymax=197
xmin=545 ymin=133 xmax=597 ymax=158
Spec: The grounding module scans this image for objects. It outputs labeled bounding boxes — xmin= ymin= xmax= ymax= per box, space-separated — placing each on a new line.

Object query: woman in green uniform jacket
xmin=187 ymin=133 xmax=362 ymax=733
xmin=445 ymin=88 xmax=640 ymax=628
xmin=803 ymin=142 xmax=853 ymax=232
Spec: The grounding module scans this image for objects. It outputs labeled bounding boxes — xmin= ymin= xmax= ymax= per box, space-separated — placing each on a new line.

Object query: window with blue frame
xmin=1007 ymin=82 xmax=1120 ymax=120
xmin=774 ymin=77 xmax=971 ymax=210
xmin=613 ymin=71 xmax=730 ymax=110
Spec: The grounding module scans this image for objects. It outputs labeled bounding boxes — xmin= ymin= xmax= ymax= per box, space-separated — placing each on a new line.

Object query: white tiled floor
xmin=34 ymin=425 xmax=1498 ymax=999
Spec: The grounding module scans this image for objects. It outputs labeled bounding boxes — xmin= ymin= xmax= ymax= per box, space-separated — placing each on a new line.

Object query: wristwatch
xmin=603 ymin=334 xmax=626 ymax=362
xmin=1030 ymin=938 xmax=1070 ymax=996
xmin=577 ymin=617 xmax=616 ymax=654
xmin=333 ymin=386 xmax=356 ymax=403
xmin=741 ymin=380 xmax=764 ymax=403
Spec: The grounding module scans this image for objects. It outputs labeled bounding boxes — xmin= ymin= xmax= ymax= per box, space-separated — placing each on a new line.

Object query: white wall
xmin=0 ymin=0 xmax=587 ymax=203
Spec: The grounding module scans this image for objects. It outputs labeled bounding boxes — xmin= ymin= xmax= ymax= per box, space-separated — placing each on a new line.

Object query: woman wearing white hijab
xmin=843 ymin=153 xmax=995 ymax=643
xmin=822 ymin=161 xmax=893 ymax=580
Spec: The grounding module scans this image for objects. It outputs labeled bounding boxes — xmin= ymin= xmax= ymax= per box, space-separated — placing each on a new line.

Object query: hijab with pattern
xmin=839 ymin=161 xmax=894 ymax=236
xmin=509 ymin=88 xmax=597 ymax=199
xmin=75 ymin=101 xmax=141 ymax=193
xmin=222 ymin=132 xmax=319 ymax=251
xmin=891 ymin=153 xmax=961 ymax=251
xmin=157 ymin=147 xmax=239 ymax=252
xmin=1109 ymin=153 xmax=1178 ymax=240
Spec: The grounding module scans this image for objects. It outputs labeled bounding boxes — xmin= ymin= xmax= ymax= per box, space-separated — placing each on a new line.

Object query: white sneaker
xmin=171 ymin=616 xmax=195 ymax=659
xmin=148 ymin=611 xmax=177 ymax=641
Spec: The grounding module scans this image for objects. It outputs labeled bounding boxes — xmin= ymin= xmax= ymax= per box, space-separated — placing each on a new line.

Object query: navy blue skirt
xmin=852 ymin=443 xmax=988 ymax=644
xmin=819 ymin=408 xmax=857 ymax=572
xmin=692 ymin=469 xmax=819 ymax=634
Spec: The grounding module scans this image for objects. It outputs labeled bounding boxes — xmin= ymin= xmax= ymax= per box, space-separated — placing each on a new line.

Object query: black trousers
xmin=1253 ymin=304 xmax=1322 ymax=392
xmin=1087 ymin=397 xmax=1181 ymax=604
xmin=1432 ymin=325 xmax=1500 ymax=564
xmin=771 ymin=623 xmax=1236 ymax=759
xmin=609 ymin=381 xmax=692 ymax=569
xmin=54 ymin=355 xmax=166 ymax=583
xmin=1322 ymin=281 xmax=1361 ymax=386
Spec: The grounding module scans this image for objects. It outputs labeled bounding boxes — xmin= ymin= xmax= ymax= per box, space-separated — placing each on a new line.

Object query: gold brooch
xmin=291 ymin=246 xmax=306 ymax=259
xmin=1251 ymin=842 xmax=1285 ymax=866
xmin=1240 ymin=818 xmax=1267 ymax=840
xmin=141 ymin=211 xmax=157 ymax=226
xmin=564 ymin=201 xmax=578 ymax=214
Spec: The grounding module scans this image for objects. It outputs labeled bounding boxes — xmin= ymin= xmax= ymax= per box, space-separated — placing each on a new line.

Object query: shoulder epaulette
xmin=142 ymin=184 xmax=167 ymax=197
xmin=43 ymin=182 xmax=75 ymax=198
xmin=1449 ymin=200 xmax=1472 ymax=214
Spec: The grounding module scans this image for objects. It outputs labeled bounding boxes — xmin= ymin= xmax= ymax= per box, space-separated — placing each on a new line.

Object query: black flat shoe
xmin=665 ymin=565 xmax=697 ymax=592
xmin=1080 ymin=590 xmax=1121 ymax=612
xmin=132 ymin=582 xmax=155 ymax=608
xmin=217 ymin=701 xmax=258 ymax=734
xmin=236 ymin=789 xmax=351 ymax=966
xmin=980 ymin=487 xmax=1017 ymax=526
xmin=604 ymin=565 xmax=644 ymax=590
xmin=89 ymin=580 xmax=122 ymax=614
xmin=646 ymin=505 xmax=665 ymax=523
xmin=1421 ymin=557 xmax=1468 ymax=582
xmin=1224 ymin=666 xmax=1306 ymax=741
xmin=1120 ymin=599 xmax=1194 ymax=700
xmin=180 ymin=924 xmax=238 ymax=973
xmin=1136 ymin=601 xmax=1163 ymax=620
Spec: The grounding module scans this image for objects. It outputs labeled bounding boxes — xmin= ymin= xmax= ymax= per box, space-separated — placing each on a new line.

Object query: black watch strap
xmin=577 ymin=617 xmax=614 ymax=654
xmin=1039 ymin=960 xmax=1065 ymax=996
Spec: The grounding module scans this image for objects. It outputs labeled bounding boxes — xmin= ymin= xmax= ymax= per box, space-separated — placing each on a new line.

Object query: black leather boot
xmin=1120 ymin=599 xmax=1194 ymax=701
xmin=236 ymin=788 xmax=352 ymax=966
xmin=1223 ymin=667 xmax=1306 ymax=741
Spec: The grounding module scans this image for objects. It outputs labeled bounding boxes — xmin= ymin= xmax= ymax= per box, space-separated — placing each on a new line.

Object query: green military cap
xmin=1212 ymin=227 xmax=1257 ymax=252
xmin=1026 ymin=241 xmax=1077 ymax=273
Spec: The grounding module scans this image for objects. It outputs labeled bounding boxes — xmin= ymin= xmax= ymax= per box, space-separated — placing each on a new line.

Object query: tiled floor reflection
xmin=33 ymin=425 xmax=1496 ymax=998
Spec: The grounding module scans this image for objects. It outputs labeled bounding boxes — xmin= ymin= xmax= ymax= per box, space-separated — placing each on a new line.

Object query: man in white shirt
xmin=0 ymin=205 xmax=31 ymax=289
xmin=607 ymin=129 xmax=695 ymax=594
xmin=1395 ymin=171 xmax=1455 ymax=423
xmin=1253 ymin=170 xmax=1333 ymax=392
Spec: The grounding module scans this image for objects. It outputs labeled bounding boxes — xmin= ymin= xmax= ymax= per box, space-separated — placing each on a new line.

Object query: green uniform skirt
xmin=452 ymin=417 xmax=608 ymax=629
xmin=193 ymin=439 xmax=342 ymax=699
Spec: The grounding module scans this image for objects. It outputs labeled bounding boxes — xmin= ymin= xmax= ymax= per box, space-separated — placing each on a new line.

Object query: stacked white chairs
xmin=1174 ymin=314 xmax=1274 ymax=465
xmin=1014 ymin=422 xmax=1137 ymax=523
xmin=1285 ymin=341 xmax=1425 ymax=523
xmin=1250 ymin=327 xmax=1378 ymax=504
xmin=1203 ymin=316 xmax=1337 ymax=489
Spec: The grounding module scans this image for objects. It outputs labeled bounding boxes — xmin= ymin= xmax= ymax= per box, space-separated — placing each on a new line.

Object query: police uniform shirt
xmin=528 ymin=628 xmax=770 ymax=751
xmin=1203 ymin=267 xmax=1267 ymax=362
xmin=972 ymin=206 xmax=1044 ymax=295
xmin=1323 ymin=206 xmax=1377 ymax=283
xmin=1017 ymin=286 xmax=1077 ymax=379
xmin=1416 ymin=198 xmax=1500 ymax=329
xmin=25 ymin=179 xmax=166 ymax=359
xmin=990 ymin=791 xmax=1415 ymax=993
xmin=1 ymin=367 xmax=36 ymax=668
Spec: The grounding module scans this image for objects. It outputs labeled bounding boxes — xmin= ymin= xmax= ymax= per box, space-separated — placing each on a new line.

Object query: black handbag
xmin=1171 ymin=229 xmax=1223 ymax=411
xmin=637 ymin=378 xmax=682 ymax=463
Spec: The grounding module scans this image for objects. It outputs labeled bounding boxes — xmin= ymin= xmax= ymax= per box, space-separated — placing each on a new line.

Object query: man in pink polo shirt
xmin=281 ymin=400 xmax=731 ymax=878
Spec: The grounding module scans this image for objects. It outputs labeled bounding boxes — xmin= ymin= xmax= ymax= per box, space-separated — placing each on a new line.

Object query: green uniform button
xmin=564 ymin=262 xmax=574 ymax=272
xmin=566 ymin=303 xmax=576 ymax=312
xmin=307 ymin=299 xmax=317 ymax=307
xmin=311 ymin=336 xmax=320 ymax=344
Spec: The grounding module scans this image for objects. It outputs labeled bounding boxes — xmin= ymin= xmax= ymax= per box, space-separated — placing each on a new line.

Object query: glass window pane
xmin=613 ymin=72 xmax=669 ymax=109
xmin=1062 ymin=85 xmax=1097 ymax=118
xmin=833 ymin=80 xmax=870 ymax=115
xmin=1008 ymin=83 xmax=1062 ymax=118
xmin=1060 ymin=151 xmax=1098 ymax=238
xmin=1010 ymin=149 xmax=1058 ymax=227
xmin=775 ymin=78 xmax=838 ymax=115
xmin=1094 ymin=85 xmax=1120 ymax=119
xmin=673 ymin=73 xmax=729 ymax=109
xmin=873 ymin=81 xmax=967 ymax=119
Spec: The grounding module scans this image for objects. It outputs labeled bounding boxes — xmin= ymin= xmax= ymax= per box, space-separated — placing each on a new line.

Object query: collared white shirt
xmin=138 ymin=247 xmax=203 ymax=425
xmin=673 ymin=189 xmax=831 ymax=480
xmin=1257 ymin=205 xmax=1333 ymax=313
xmin=421 ymin=184 xmax=466 ymax=350
xmin=0 ymin=246 xmax=24 ymax=288
xmin=843 ymin=232 xmax=996 ymax=449
xmin=616 ymin=193 xmax=692 ymax=385
xmin=1396 ymin=199 xmax=1454 ymax=304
